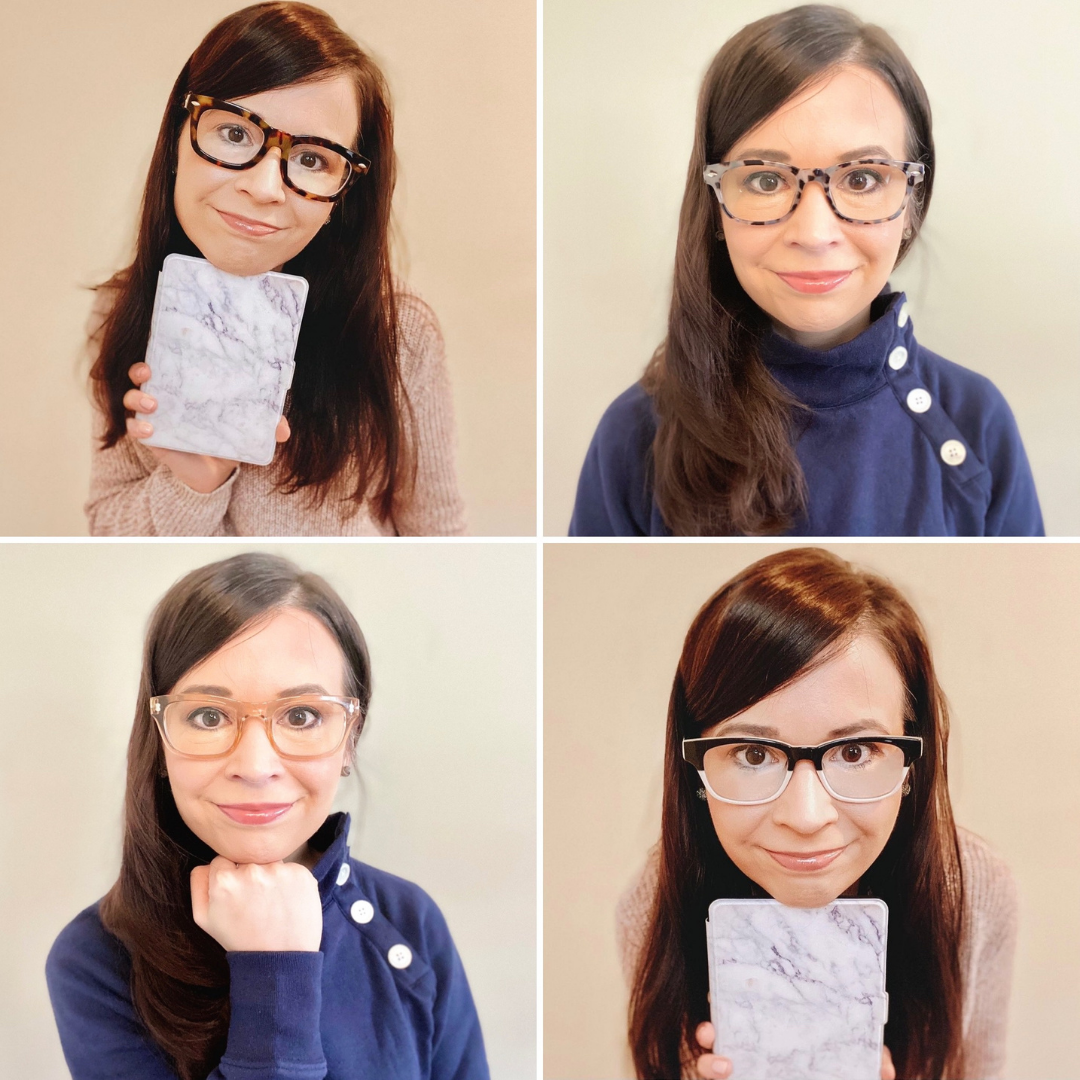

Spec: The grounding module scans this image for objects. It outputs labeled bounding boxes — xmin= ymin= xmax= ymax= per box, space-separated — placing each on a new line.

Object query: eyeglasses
xmin=150 ymin=694 xmax=363 ymax=759
xmin=182 ymin=93 xmax=370 ymax=202
xmin=682 ymin=735 xmax=923 ymax=804
xmin=703 ymin=158 xmax=926 ymax=226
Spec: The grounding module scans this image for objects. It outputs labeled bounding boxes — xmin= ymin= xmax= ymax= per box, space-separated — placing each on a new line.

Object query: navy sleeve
xmin=930 ymin=358 xmax=1044 ymax=536
xmin=569 ymin=384 xmax=657 ymax=536
xmin=46 ymin=905 xmax=328 ymax=1080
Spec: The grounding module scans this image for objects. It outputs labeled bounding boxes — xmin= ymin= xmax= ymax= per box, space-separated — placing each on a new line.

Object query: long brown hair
xmin=88 ymin=2 xmax=410 ymax=521
xmin=643 ymin=5 xmax=935 ymax=534
xmin=628 ymin=548 xmax=964 ymax=1079
xmin=98 ymin=552 xmax=372 ymax=1080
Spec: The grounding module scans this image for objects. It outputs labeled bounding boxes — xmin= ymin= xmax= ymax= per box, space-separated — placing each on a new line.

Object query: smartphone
xmin=706 ymin=898 xmax=888 ymax=1080
xmin=137 ymin=253 xmax=309 ymax=466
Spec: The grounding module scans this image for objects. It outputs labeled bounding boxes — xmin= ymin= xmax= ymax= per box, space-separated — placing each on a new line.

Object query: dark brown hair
xmin=643 ymin=5 xmax=935 ymax=534
xmin=628 ymin=548 xmax=964 ymax=1079
xmin=99 ymin=552 xmax=371 ymax=1080
xmin=88 ymin=2 xmax=410 ymax=521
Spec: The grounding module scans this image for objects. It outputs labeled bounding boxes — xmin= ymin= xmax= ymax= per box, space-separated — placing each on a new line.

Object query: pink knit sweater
xmin=84 ymin=285 xmax=466 ymax=536
xmin=616 ymin=826 xmax=1018 ymax=1080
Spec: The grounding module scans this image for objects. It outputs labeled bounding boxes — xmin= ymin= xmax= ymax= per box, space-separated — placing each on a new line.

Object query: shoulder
xmin=347 ymin=858 xmax=455 ymax=953
xmin=593 ymin=382 xmax=658 ymax=453
xmin=393 ymin=283 xmax=446 ymax=385
xmin=46 ymin=901 xmax=133 ymax=1013
xmin=956 ymin=825 xmax=1018 ymax=945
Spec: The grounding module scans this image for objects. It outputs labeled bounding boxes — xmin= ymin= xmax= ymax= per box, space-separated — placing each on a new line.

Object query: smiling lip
xmin=775 ymin=270 xmax=852 ymax=294
xmin=216 ymin=803 xmax=294 ymax=825
xmin=766 ymin=847 xmax=846 ymax=871
xmin=216 ymin=208 xmax=282 ymax=236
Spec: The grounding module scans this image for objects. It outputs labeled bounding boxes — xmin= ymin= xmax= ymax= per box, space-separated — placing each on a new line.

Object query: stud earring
xmin=902 ymin=226 xmax=913 ymax=240
xmin=341 ymin=763 xmax=352 ymax=777
xmin=901 ymin=778 xmax=912 ymax=795
xmin=696 ymin=787 xmax=708 ymax=800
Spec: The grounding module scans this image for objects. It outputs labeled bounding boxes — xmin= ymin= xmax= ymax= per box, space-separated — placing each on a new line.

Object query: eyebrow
xmin=176 ymin=683 xmax=332 ymax=698
xmin=714 ymin=719 xmax=895 ymax=740
xmin=731 ymin=145 xmax=893 ymax=163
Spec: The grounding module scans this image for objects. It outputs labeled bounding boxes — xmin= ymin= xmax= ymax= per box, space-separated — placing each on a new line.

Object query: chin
xmin=211 ymin=829 xmax=298 ymax=865
xmin=767 ymin=878 xmax=846 ymax=909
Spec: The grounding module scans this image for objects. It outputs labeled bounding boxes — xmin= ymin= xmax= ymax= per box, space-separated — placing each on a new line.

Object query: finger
xmin=190 ymin=865 xmax=210 ymax=928
xmin=881 ymin=1045 xmax=895 ymax=1080
xmin=695 ymin=1022 xmax=715 ymax=1050
xmin=128 ymin=363 xmax=151 ymax=386
xmin=275 ymin=415 xmax=291 ymax=443
xmin=126 ymin=417 xmax=153 ymax=440
xmin=695 ymin=1054 xmax=731 ymax=1079
xmin=122 ymin=388 xmax=157 ymax=414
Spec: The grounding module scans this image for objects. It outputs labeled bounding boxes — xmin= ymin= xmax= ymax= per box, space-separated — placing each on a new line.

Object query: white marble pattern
xmin=138 ymin=254 xmax=309 ymax=465
xmin=707 ymin=898 xmax=888 ymax=1080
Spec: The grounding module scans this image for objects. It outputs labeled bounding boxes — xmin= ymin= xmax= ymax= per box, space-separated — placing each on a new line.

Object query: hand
xmin=123 ymin=362 xmax=290 ymax=493
xmin=694 ymin=1023 xmax=895 ymax=1079
xmin=190 ymin=856 xmax=323 ymax=952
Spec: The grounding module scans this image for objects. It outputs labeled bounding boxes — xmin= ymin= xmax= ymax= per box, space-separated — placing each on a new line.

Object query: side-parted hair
xmin=643 ymin=5 xmax=935 ymax=534
xmin=628 ymin=548 xmax=964 ymax=1079
xmin=89 ymin=2 xmax=409 ymax=522
xmin=99 ymin=552 xmax=371 ymax=1080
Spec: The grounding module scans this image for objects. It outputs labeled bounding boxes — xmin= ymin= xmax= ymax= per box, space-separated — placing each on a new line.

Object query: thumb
xmin=190 ymin=864 xmax=210 ymax=929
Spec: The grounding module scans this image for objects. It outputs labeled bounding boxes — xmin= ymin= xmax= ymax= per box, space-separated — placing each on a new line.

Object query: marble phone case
xmin=706 ymin=898 xmax=888 ymax=1080
xmin=137 ymin=254 xmax=309 ymax=466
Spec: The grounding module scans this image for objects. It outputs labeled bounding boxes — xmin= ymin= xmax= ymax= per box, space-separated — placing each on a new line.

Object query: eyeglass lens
xmin=162 ymin=696 xmax=348 ymax=757
xmin=701 ymin=740 xmax=908 ymax=802
xmin=196 ymin=109 xmax=351 ymax=197
xmin=720 ymin=162 xmax=909 ymax=223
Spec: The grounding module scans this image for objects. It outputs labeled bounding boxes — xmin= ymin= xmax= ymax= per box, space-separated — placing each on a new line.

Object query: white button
xmin=888 ymin=346 xmax=908 ymax=370
xmin=906 ymin=388 xmax=931 ymax=413
xmin=940 ymin=439 xmax=967 ymax=466
xmin=897 ymin=302 xmax=909 ymax=328
xmin=350 ymin=900 xmax=374 ymax=924
xmin=336 ymin=863 xmax=351 ymax=887
xmin=387 ymin=944 xmax=412 ymax=969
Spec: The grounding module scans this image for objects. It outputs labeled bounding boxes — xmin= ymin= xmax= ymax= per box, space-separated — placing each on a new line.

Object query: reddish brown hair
xmin=99 ymin=552 xmax=372 ymax=1080
xmin=643 ymin=5 xmax=935 ymax=534
xmin=628 ymin=548 xmax=964 ymax=1079
xmin=88 ymin=2 xmax=410 ymax=521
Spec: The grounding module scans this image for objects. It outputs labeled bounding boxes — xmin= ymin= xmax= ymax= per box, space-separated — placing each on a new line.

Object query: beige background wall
xmin=0 ymin=0 xmax=535 ymax=536
xmin=544 ymin=0 xmax=1080 ymax=535
xmin=544 ymin=542 xmax=1080 ymax=1079
xmin=0 ymin=541 xmax=536 ymax=1077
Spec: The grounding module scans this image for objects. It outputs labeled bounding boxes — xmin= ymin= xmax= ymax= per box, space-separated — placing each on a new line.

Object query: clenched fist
xmin=190 ymin=856 xmax=323 ymax=952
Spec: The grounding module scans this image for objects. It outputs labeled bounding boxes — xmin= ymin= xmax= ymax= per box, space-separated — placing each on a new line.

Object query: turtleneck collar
xmin=308 ymin=810 xmax=352 ymax=909
xmin=760 ymin=289 xmax=913 ymax=409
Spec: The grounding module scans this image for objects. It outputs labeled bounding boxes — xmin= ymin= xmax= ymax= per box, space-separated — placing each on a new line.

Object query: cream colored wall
xmin=544 ymin=0 xmax=1080 ymax=534
xmin=544 ymin=542 xmax=1080 ymax=1080
xmin=0 ymin=0 xmax=535 ymax=536
xmin=0 ymin=542 xmax=536 ymax=1078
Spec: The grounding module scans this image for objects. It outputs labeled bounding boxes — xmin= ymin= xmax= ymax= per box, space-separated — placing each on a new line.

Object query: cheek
xmin=707 ymin=801 xmax=768 ymax=853
xmin=844 ymin=798 xmax=902 ymax=850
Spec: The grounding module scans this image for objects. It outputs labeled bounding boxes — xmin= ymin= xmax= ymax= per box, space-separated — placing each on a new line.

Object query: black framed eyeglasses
xmin=703 ymin=158 xmax=926 ymax=226
xmin=682 ymin=735 xmax=923 ymax=804
xmin=182 ymin=93 xmax=370 ymax=202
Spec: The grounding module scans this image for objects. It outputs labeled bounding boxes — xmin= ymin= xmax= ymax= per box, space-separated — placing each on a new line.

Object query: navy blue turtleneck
xmin=568 ymin=292 xmax=1043 ymax=536
xmin=45 ymin=813 xmax=489 ymax=1080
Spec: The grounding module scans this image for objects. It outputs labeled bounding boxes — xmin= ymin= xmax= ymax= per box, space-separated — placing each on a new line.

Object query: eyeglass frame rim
xmin=150 ymin=692 xmax=364 ymax=760
xmin=702 ymin=158 xmax=927 ymax=226
xmin=682 ymin=734 xmax=924 ymax=805
xmin=182 ymin=93 xmax=371 ymax=203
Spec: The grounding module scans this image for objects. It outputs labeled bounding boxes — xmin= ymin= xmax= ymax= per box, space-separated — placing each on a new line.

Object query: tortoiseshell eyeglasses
xmin=182 ymin=93 xmax=370 ymax=202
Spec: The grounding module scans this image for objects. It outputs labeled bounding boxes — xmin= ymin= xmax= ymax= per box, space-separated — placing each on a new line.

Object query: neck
xmin=772 ymin=304 xmax=872 ymax=350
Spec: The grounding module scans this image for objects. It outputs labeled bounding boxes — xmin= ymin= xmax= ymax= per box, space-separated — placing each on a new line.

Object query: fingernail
xmin=137 ymin=422 xmax=152 ymax=436
xmin=714 ymin=1062 xmax=729 ymax=1078
xmin=140 ymin=396 xmax=154 ymax=411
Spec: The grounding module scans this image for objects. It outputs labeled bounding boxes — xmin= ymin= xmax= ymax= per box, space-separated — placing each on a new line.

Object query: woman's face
xmin=174 ymin=74 xmax=359 ymax=276
xmin=704 ymin=633 xmax=907 ymax=908
xmin=162 ymin=607 xmax=351 ymax=865
xmin=720 ymin=64 xmax=913 ymax=349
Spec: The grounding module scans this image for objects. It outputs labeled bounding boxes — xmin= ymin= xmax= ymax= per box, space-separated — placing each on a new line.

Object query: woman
xmin=45 ymin=553 xmax=489 ymax=1079
xmin=86 ymin=2 xmax=466 ymax=536
xmin=619 ymin=548 xmax=1016 ymax=1079
xmin=570 ymin=5 xmax=1041 ymax=536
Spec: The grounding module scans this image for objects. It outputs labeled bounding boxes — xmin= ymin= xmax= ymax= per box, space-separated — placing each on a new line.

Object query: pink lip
xmin=216 ymin=802 xmax=294 ymax=825
xmin=775 ymin=270 xmax=852 ymax=294
xmin=216 ymin=208 xmax=282 ymax=236
xmin=766 ymin=847 xmax=846 ymax=871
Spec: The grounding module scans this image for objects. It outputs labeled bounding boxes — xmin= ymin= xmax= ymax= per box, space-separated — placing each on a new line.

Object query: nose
xmin=770 ymin=760 xmax=839 ymax=834
xmin=235 ymin=146 xmax=287 ymax=203
xmin=224 ymin=713 xmax=284 ymax=780
xmin=783 ymin=177 xmax=844 ymax=249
